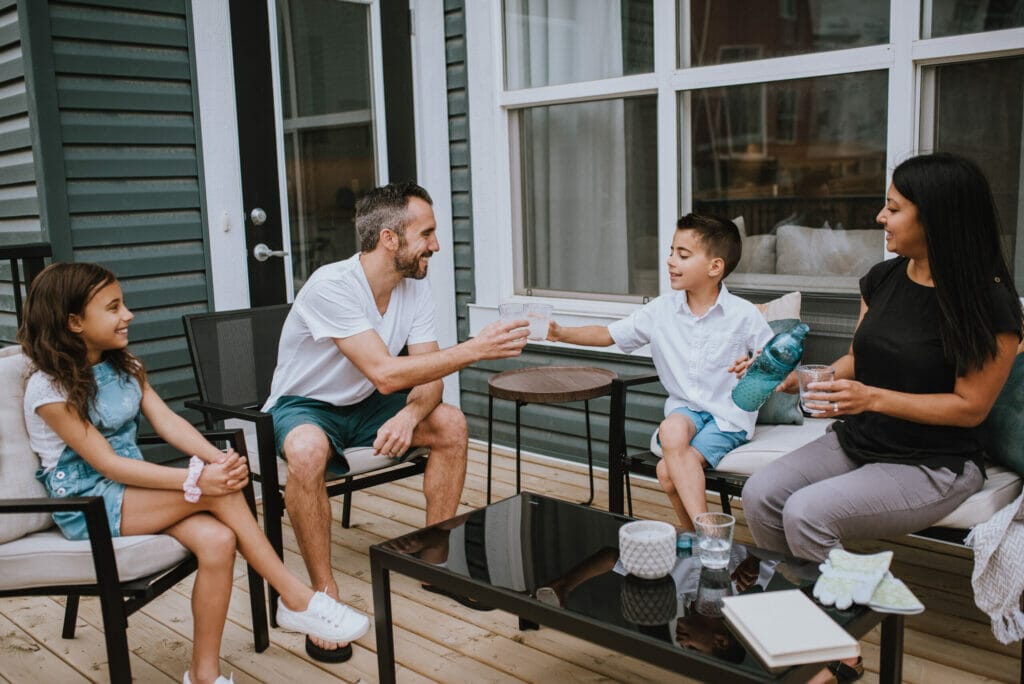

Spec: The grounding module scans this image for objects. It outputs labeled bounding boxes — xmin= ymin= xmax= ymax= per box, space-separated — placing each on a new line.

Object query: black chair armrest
xmin=0 ymin=495 xmax=106 ymax=515
xmin=185 ymin=399 xmax=269 ymax=423
xmin=136 ymin=428 xmax=248 ymax=456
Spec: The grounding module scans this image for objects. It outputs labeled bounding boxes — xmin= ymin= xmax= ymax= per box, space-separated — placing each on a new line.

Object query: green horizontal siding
xmin=51 ymin=40 xmax=191 ymax=79
xmin=69 ymin=209 xmax=201 ymax=246
xmin=57 ymin=75 xmax=194 ymax=111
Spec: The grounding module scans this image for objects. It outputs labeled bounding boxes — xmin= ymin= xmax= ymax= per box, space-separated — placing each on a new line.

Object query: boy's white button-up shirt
xmin=608 ymin=284 xmax=773 ymax=437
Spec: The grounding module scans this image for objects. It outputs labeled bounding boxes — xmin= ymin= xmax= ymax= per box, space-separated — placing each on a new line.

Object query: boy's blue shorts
xmin=658 ymin=407 xmax=748 ymax=469
xmin=267 ymin=391 xmax=411 ymax=474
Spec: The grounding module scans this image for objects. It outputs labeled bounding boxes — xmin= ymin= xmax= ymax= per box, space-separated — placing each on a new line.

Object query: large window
xmin=690 ymin=72 xmax=888 ymax=290
xmin=466 ymin=1 xmax=1024 ymax=332
xmin=922 ymin=55 xmax=1024 ymax=290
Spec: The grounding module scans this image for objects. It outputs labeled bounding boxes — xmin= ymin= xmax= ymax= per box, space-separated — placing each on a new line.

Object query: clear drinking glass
xmin=796 ymin=364 xmax=836 ymax=416
xmin=694 ymin=512 xmax=735 ymax=570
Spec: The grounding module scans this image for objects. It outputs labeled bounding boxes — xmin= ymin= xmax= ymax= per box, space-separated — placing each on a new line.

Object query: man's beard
xmin=393 ymin=246 xmax=429 ymax=279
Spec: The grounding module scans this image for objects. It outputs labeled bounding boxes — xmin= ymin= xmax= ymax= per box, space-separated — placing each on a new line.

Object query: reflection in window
xmin=683 ymin=0 xmax=889 ymax=67
xmin=923 ymin=0 xmax=1024 ymax=38
xmin=922 ymin=56 xmax=1024 ymax=290
xmin=503 ymin=0 xmax=653 ymax=89
xmin=277 ymin=0 xmax=377 ymax=288
xmin=517 ymin=97 xmax=658 ymax=298
xmin=688 ymin=72 xmax=887 ymax=282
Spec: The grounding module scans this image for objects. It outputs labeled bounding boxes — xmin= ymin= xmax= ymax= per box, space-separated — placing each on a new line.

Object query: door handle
xmin=253 ymin=243 xmax=289 ymax=262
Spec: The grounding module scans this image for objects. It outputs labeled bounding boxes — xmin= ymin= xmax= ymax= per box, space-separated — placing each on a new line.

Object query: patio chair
xmin=182 ymin=304 xmax=429 ymax=623
xmin=0 ymin=345 xmax=269 ymax=684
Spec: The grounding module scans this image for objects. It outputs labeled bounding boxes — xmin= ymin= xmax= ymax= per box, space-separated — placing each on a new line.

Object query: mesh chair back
xmin=183 ymin=304 xmax=291 ymax=408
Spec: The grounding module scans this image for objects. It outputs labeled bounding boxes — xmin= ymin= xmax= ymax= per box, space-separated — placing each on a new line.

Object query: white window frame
xmin=465 ymin=0 xmax=1024 ymax=348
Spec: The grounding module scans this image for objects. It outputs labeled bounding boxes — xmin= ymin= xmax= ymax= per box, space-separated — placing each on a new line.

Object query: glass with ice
xmin=796 ymin=364 xmax=836 ymax=416
xmin=694 ymin=512 xmax=735 ymax=569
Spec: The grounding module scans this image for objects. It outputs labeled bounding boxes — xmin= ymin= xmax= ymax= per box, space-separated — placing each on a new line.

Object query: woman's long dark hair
xmin=892 ymin=152 xmax=1023 ymax=374
xmin=17 ymin=262 xmax=145 ymax=421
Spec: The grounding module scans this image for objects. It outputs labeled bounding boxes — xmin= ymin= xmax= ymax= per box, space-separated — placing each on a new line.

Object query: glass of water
xmin=694 ymin=512 xmax=735 ymax=569
xmin=525 ymin=303 xmax=553 ymax=340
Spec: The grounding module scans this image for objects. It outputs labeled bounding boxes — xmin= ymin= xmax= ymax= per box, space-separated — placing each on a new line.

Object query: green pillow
xmin=981 ymin=354 xmax=1024 ymax=476
xmin=755 ymin=318 xmax=804 ymax=426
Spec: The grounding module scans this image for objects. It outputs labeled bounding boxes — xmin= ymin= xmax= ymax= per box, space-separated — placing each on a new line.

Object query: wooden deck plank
xmin=0 ymin=445 xmax=1019 ymax=683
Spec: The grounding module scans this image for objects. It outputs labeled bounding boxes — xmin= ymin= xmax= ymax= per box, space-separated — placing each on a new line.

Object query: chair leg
xmin=264 ymin=491 xmax=286 ymax=628
xmin=62 ymin=594 xmax=80 ymax=638
xmin=242 ymin=482 xmax=270 ymax=652
xmin=342 ymin=487 xmax=352 ymax=529
xmin=96 ymin=591 xmax=132 ymax=684
xmin=625 ymin=464 xmax=634 ymax=518
xmin=719 ymin=490 xmax=731 ymax=516
xmin=580 ymin=400 xmax=595 ymax=506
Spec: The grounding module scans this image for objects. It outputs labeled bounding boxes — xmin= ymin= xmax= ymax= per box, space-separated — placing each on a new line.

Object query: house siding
xmin=13 ymin=0 xmax=210 ymax=426
xmin=445 ymin=0 xmax=858 ymax=467
xmin=0 ymin=0 xmax=43 ymax=344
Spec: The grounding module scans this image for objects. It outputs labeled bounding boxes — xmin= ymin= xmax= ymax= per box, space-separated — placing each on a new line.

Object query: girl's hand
xmin=198 ymin=449 xmax=249 ymax=495
xmin=806 ymin=379 xmax=874 ymax=416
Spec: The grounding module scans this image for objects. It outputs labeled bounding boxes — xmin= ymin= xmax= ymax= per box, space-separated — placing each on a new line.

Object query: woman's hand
xmin=198 ymin=448 xmax=249 ymax=496
xmin=806 ymin=379 xmax=876 ymax=416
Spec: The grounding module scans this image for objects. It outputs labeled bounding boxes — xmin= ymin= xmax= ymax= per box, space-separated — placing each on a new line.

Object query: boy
xmin=548 ymin=214 xmax=771 ymax=530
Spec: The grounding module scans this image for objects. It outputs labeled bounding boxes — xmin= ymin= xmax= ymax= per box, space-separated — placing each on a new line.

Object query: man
xmin=263 ymin=181 xmax=528 ymax=662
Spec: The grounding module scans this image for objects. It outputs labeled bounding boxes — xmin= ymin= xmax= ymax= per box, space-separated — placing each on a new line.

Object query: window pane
xmin=922 ymin=57 xmax=1024 ymax=291
xmin=279 ymin=0 xmax=371 ymax=117
xmin=285 ymin=126 xmax=375 ymax=288
xmin=923 ymin=0 xmax=1024 ymax=38
xmin=518 ymin=97 xmax=658 ymax=298
xmin=503 ymin=0 xmax=653 ymax=89
xmin=688 ymin=72 xmax=887 ymax=286
xmin=682 ymin=0 xmax=890 ymax=67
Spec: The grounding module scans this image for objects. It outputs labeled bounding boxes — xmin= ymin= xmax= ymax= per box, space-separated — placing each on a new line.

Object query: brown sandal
xmin=827 ymin=656 xmax=864 ymax=683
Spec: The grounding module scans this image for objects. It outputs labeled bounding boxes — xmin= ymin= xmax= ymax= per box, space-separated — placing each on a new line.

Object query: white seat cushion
xmin=0 ymin=345 xmax=53 ymax=543
xmin=647 ymin=418 xmax=833 ymax=476
xmin=0 ymin=529 xmax=190 ymax=591
xmin=932 ymin=465 xmax=1023 ymax=530
xmin=276 ymin=446 xmax=430 ymax=485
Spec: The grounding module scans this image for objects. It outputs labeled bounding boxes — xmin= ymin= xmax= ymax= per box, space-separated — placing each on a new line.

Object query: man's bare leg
xmin=412 ymin=403 xmax=469 ymax=526
xmin=281 ymin=424 xmax=340 ymax=651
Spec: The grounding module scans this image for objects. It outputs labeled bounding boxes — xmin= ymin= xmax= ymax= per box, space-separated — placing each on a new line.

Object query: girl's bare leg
xmin=121 ymin=488 xmax=315 ymax=612
xmin=158 ymin=513 xmax=236 ymax=684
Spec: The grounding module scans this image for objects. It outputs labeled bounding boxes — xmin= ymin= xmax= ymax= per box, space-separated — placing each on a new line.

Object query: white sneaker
xmin=276 ymin=591 xmax=371 ymax=643
xmin=183 ymin=672 xmax=233 ymax=684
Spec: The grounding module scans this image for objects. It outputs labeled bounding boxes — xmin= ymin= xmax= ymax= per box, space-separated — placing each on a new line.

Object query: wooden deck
xmin=1 ymin=443 xmax=1020 ymax=683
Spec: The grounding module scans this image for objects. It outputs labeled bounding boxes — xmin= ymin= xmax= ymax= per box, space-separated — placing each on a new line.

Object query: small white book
xmin=720 ymin=589 xmax=860 ymax=670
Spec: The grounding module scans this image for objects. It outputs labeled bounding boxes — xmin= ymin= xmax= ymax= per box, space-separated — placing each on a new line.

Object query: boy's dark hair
xmin=676 ymin=213 xmax=742 ymax=278
xmin=355 ymin=180 xmax=433 ymax=252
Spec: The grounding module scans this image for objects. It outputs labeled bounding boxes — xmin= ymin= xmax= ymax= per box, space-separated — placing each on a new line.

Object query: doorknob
xmin=253 ymin=243 xmax=289 ymax=262
xmin=250 ymin=207 xmax=267 ymax=225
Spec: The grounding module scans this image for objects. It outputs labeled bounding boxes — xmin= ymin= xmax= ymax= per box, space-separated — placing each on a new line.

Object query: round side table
xmin=486 ymin=365 xmax=617 ymax=505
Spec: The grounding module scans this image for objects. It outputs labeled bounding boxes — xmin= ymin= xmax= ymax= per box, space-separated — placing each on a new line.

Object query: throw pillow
xmin=752 ymin=292 xmax=804 ymax=425
xmin=0 ymin=345 xmax=53 ymax=543
xmin=981 ymin=353 xmax=1024 ymax=476
xmin=775 ymin=224 xmax=881 ymax=277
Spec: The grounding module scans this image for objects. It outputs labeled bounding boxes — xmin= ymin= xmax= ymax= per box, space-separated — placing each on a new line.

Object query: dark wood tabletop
xmin=487 ymin=365 xmax=617 ymax=403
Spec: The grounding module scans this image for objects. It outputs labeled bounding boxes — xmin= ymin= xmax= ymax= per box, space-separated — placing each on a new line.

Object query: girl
xmin=19 ymin=263 xmax=370 ymax=684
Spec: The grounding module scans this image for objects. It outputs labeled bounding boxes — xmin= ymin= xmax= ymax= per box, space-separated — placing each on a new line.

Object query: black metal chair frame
xmin=182 ymin=305 xmax=429 ymax=624
xmin=1 ymin=241 xmax=51 ymax=325
xmin=0 ymin=429 xmax=268 ymax=684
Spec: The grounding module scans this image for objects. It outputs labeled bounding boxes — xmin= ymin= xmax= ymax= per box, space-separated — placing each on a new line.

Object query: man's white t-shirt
xmin=263 ymin=254 xmax=438 ymax=410
xmin=607 ymin=284 xmax=772 ymax=438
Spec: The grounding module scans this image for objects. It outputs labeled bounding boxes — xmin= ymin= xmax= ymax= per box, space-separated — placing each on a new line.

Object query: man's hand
xmin=198 ymin=448 xmax=249 ymax=495
xmin=470 ymin=319 xmax=529 ymax=360
xmin=373 ymin=411 xmax=419 ymax=458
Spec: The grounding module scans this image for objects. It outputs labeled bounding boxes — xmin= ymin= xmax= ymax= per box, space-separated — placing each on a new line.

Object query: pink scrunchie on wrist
xmin=183 ymin=455 xmax=204 ymax=503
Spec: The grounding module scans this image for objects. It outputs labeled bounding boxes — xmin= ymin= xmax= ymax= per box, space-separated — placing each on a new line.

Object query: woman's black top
xmin=834 ymin=257 xmax=1021 ymax=474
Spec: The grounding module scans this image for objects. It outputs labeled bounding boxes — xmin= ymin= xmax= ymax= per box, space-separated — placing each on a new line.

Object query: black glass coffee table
xmin=369 ymin=493 xmax=905 ymax=683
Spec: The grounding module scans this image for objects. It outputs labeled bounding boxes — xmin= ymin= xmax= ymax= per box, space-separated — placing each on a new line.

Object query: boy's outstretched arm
xmin=547 ymin=320 xmax=614 ymax=347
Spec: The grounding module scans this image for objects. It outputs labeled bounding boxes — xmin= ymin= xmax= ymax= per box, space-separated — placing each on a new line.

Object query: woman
xmin=743 ymin=152 xmax=1022 ymax=563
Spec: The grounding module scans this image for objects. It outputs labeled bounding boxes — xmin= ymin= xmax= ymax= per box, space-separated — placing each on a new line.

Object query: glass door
xmin=276 ymin=0 xmax=385 ymax=291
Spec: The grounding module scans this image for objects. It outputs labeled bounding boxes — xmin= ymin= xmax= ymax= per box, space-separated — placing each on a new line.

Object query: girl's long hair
xmin=16 ymin=262 xmax=146 ymax=420
xmin=892 ymin=152 xmax=1023 ymax=374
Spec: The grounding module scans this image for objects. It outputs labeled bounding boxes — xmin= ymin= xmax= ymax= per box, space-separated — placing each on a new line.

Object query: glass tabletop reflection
xmin=378 ymin=493 xmax=864 ymax=675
